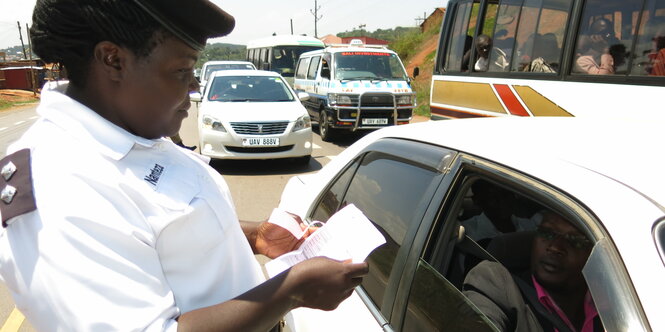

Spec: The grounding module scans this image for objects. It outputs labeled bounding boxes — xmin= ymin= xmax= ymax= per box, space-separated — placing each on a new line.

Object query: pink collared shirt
xmin=532 ymin=276 xmax=599 ymax=332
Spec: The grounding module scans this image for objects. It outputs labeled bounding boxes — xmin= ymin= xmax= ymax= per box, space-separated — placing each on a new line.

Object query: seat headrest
xmin=485 ymin=230 xmax=535 ymax=271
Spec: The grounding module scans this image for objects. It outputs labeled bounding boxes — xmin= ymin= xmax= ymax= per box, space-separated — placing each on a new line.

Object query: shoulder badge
xmin=0 ymin=149 xmax=36 ymax=227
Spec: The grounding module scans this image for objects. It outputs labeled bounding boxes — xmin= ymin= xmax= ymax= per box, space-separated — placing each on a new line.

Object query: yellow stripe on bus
xmin=0 ymin=308 xmax=25 ymax=332
xmin=431 ymin=81 xmax=507 ymax=114
xmin=512 ymin=86 xmax=573 ymax=117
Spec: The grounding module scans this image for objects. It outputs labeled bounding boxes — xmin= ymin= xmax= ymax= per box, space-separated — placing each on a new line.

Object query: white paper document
xmin=265 ymin=204 xmax=386 ymax=278
xmin=267 ymin=207 xmax=308 ymax=239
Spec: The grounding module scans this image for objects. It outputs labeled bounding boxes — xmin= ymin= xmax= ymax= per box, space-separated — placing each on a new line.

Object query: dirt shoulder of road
xmin=411 ymin=115 xmax=430 ymax=123
xmin=0 ymin=89 xmax=40 ymax=111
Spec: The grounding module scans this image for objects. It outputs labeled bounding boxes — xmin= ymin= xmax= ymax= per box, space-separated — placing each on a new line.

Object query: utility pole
xmin=358 ymin=24 xmax=366 ymax=37
xmin=415 ymin=12 xmax=427 ymax=26
xmin=17 ymin=21 xmax=27 ymax=59
xmin=310 ymin=0 xmax=322 ymax=38
xmin=26 ymin=23 xmax=37 ymax=96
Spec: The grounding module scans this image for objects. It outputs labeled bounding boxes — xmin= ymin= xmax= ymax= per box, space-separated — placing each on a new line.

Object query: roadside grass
xmin=0 ymin=99 xmax=38 ymax=111
xmin=413 ymin=79 xmax=431 ymax=117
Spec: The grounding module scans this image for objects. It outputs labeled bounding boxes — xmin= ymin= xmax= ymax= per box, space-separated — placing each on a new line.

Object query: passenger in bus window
xmin=648 ymin=26 xmax=665 ymax=76
xmin=475 ymin=35 xmax=491 ymax=71
xmin=468 ymin=35 xmax=499 ymax=72
xmin=574 ymin=18 xmax=621 ymax=75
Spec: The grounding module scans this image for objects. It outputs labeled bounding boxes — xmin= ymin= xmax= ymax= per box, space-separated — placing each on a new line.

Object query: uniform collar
xmin=37 ymin=82 xmax=162 ymax=160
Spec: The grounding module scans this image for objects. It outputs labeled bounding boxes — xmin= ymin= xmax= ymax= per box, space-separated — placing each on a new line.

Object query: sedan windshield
xmin=334 ymin=52 xmax=408 ymax=81
xmin=207 ymin=76 xmax=295 ymax=102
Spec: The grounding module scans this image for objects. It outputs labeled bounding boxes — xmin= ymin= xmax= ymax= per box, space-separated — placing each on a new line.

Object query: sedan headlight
xmin=396 ymin=94 xmax=414 ymax=105
xmin=202 ymin=114 xmax=226 ymax=132
xmin=292 ymin=115 xmax=312 ymax=132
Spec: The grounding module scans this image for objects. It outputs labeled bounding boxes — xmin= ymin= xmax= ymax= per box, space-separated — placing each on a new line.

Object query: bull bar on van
xmin=326 ymin=91 xmax=415 ymax=130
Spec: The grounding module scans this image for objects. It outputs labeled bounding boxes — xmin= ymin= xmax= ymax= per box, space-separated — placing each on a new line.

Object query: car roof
xmin=210 ymin=69 xmax=282 ymax=78
xmin=368 ymin=117 xmax=665 ymax=209
xmin=203 ymin=60 xmax=254 ymax=66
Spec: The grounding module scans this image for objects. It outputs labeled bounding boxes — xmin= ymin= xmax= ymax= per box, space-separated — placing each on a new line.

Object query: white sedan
xmin=278 ymin=117 xmax=664 ymax=331
xmin=196 ymin=70 xmax=312 ymax=164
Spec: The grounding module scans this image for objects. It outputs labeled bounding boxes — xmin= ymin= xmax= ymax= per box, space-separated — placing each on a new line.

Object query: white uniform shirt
xmin=0 ymin=83 xmax=265 ymax=331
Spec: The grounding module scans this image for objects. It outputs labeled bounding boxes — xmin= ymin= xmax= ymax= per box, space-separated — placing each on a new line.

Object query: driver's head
xmin=530 ymin=211 xmax=593 ymax=293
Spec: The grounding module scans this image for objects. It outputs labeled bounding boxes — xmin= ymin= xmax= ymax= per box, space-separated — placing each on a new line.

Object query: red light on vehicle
xmin=336 ymin=121 xmax=353 ymax=126
xmin=398 ymin=121 xmax=410 ymax=125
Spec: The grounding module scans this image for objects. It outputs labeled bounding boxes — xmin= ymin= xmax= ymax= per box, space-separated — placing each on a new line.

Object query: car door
xmin=291 ymin=138 xmax=456 ymax=331
xmin=390 ymin=152 xmax=652 ymax=331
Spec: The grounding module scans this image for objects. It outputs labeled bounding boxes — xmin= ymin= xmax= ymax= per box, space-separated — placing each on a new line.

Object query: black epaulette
xmin=0 ymin=149 xmax=36 ymax=228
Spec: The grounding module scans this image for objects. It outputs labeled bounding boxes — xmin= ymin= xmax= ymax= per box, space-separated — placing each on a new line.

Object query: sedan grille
xmin=230 ymin=122 xmax=288 ymax=135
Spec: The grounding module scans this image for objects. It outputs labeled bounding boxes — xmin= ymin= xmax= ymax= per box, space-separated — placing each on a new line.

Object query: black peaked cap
xmin=132 ymin=0 xmax=235 ymax=51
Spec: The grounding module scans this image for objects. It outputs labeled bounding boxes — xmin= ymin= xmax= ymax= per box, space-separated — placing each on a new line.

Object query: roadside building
xmin=320 ymin=34 xmax=342 ymax=45
xmin=0 ymin=59 xmax=48 ymax=90
xmin=421 ymin=8 xmax=446 ymax=33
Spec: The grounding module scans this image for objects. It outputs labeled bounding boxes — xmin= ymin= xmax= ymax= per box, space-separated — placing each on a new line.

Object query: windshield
xmin=207 ymin=75 xmax=294 ymax=102
xmin=203 ymin=63 xmax=255 ymax=80
xmin=272 ymin=46 xmax=323 ymax=77
xmin=334 ymin=51 xmax=408 ymax=81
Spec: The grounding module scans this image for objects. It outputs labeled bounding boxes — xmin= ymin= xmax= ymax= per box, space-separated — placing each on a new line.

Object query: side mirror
xmin=297 ymin=92 xmax=310 ymax=102
xmin=412 ymin=67 xmax=420 ymax=79
xmin=190 ymin=92 xmax=202 ymax=103
xmin=278 ymin=175 xmax=316 ymax=217
xmin=321 ymin=68 xmax=331 ymax=79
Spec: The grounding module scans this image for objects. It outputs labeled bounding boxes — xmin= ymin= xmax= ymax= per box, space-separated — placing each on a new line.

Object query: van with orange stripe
xmin=431 ymin=0 xmax=665 ymax=119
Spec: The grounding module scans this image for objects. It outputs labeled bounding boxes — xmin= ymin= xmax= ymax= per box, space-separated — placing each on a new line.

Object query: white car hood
xmin=200 ymin=101 xmax=306 ymax=122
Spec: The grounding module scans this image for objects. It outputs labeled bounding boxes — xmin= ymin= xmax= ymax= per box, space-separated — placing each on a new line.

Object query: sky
xmin=0 ymin=0 xmax=446 ymax=50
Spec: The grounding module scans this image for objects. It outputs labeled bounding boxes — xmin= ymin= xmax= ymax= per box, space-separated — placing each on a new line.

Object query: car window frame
xmin=305 ymin=138 xmax=456 ymax=328
xmin=654 ymin=217 xmax=665 ymax=267
xmin=390 ymin=152 xmax=647 ymax=331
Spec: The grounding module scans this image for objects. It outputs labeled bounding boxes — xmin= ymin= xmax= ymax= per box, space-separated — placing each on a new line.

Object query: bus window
xmin=631 ymin=0 xmax=665 ymax=76
xmin=471 ymin=2 xmax=500 ymax=72
xmin=511 ymin=0 xmax=572 ymax=73
xmin=487 ymin=1 xmax=521 ymax=72
xmin=272 ymin=46 xmax=322 ymax=78
xmin=572 ymin=0 xmax=641 ymax=75
xmin=444 ymin=0 xmax=481 ymax=72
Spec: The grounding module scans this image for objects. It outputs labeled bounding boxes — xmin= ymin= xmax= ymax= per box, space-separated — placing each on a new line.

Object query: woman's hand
xmin=254 ymin=219 xmax=317 ymax=259
xmin=288 ymin=257 xmax=369 ymax=310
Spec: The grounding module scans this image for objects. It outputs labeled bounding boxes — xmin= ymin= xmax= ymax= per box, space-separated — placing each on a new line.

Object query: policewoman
xmin=0 ymin=0 xmax=368 ymax=331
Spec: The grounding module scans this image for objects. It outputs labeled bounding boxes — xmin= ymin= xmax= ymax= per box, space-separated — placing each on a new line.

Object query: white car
xmin=199 ymin=60 xmax=257 ymax=94
xmin=197 ymin=70 xmax=312 ymax=164
xmin=278 ymin=117 xmax=665 ymax=331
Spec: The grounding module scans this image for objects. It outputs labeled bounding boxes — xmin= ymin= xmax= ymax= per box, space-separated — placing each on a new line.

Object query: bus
xmin=431 ymin=0 xmax=665 ymax=119
xmin=246 ymin=35 xmax=325 ymax=86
